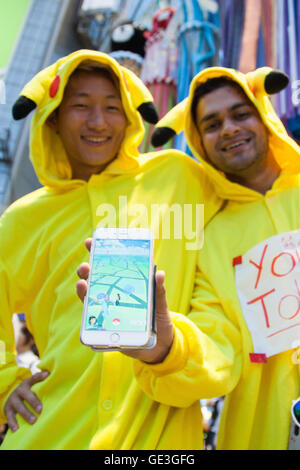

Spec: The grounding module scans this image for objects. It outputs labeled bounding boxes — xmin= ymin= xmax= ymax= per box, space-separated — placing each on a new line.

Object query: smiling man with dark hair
xmin=0 ymin=50 xmax=221 ymax=450
xmin=150 ymin=66 xmax=300 ymax=450
xmin=46 ymin=66 xmax=128 ymax=182
xmin=192 ymin=78 xmax=280 ymax=194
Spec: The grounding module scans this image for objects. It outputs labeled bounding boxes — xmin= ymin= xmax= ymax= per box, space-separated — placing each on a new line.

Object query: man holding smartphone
xmin=0 ymin=50 xmax=221 ymax=450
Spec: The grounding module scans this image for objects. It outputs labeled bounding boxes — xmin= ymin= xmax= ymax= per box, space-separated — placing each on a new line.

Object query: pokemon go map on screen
xmin=85 ymin=238 xmax=151 ymax=332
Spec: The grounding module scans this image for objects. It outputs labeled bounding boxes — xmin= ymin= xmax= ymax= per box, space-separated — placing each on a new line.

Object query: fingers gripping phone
xmin=80 ymin=228 xmax=156 ymax=352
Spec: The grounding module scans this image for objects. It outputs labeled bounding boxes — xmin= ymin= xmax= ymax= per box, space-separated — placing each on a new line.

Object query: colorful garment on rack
xmin=175 ymin=0 xmax=220 ymax=153
xmin=140 ymin=7 xmax=179 ymax=153
xmin=238 ymin=0 xmax=262 ymax=73
xmin=217 ymin=0 xmax=245 ymax=68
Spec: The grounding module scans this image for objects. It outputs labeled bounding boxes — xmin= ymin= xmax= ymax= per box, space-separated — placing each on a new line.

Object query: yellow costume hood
xmin=152 ymin=67 xmax=300 ymax=201
xmin=12 ymin=49 xmax=159 ymax=190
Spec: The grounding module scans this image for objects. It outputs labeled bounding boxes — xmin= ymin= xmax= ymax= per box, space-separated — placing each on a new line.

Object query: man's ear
xmin=46 ymin=110 xmax=59 ymax=132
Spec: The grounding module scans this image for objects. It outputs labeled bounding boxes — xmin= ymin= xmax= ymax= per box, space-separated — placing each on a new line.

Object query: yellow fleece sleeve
xmin=133 ymin=265 xmax=243 ymax=407
xmin=0 ymin=258 xmax=32 ymax=423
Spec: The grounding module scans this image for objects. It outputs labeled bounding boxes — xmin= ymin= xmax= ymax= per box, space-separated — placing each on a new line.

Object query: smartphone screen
xmin=84 ymin=238 xmax=151 ymax=333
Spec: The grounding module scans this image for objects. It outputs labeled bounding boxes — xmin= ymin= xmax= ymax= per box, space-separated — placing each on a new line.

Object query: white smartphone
xmin=80 ymin=227 xmax=156 ymax=351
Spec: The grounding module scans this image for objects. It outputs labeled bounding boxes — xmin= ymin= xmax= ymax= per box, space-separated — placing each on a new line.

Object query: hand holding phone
xmin=77 ymin=234 xmax=174 ymax=364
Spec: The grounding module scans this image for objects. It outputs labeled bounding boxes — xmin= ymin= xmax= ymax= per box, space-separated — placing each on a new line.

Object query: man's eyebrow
xmin=199 ymin=102 xmax=251 ymax=125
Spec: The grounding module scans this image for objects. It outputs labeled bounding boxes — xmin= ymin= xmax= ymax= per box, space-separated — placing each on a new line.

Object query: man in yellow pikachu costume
xmin=151 ymin=66 xmax=300 ymax=450
xmin=0 ymin=49 xmax=221 ymax=450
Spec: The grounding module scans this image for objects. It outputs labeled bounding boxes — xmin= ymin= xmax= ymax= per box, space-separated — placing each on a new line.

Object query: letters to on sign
xmin=235 ymin=231 xmax=300 ymax=358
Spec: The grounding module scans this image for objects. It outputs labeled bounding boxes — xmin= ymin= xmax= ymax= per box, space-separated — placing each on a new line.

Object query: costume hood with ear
xmin=12 ymin=49 xmax=159 ymax=189
xmin=152 ymin=66 xmax=300 ymax=201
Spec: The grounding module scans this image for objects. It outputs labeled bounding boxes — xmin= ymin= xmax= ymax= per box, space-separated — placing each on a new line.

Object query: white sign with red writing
xmin=234 ymin=231 xmax=300 ymax=359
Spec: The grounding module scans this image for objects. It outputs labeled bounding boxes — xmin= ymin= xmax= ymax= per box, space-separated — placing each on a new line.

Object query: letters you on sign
xmin=235 ymin=231 xmax=300 ymax=358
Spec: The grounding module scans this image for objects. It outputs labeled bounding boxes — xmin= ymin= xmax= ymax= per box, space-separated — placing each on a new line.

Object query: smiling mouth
xmin=221 ymin=137 xmax=251 ymax=152
xmin=81 ymin=136 xmax=111 ymax=145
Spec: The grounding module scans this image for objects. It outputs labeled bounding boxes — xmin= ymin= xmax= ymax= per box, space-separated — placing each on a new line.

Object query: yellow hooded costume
xmin=151 ymin=66 xmax=300 ymax=449
xmin=0 ymin=50 xmax=221 ymax=450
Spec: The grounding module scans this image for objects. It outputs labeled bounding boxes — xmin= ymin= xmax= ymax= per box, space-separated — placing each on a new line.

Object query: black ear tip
xmin=12 ymin=96 xmax=37 ymax=120
xmin=265 ymin=70 xmax=290 ymax=95
xmin=151 ymin=127 xmax=176 ymax=147
xmin=137 ymin=102 xmax=159 ymax=124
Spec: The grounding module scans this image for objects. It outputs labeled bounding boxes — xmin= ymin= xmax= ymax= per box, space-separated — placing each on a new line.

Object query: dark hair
xmin=70 ymin=65 xmax=120 ymax=90
xmin=191 ymin=77 xmax=247 ymax=125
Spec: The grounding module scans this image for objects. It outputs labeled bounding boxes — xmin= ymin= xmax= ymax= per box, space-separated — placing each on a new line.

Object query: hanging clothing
xmin=238 ymin=0 xmax=262 ymax=73
xmin=176 ymin=0 xmax=220 ymax=153
xmin=140 ymin=7 xmax=179 ymax=153
xmin=218 ymin=0 xmax=245 ymax=69
xmin=261 ymin=0 xmax=276 ymax=68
